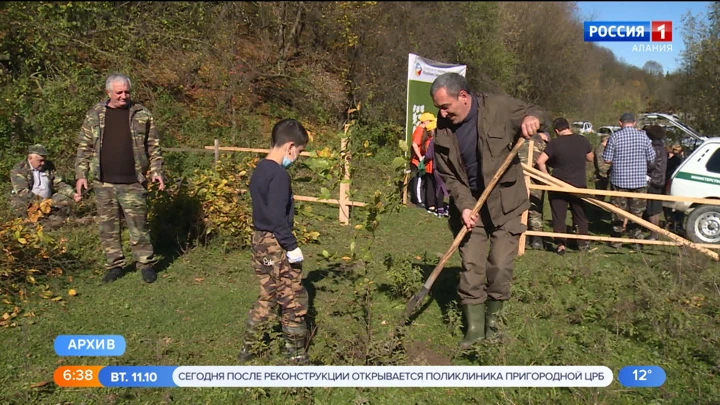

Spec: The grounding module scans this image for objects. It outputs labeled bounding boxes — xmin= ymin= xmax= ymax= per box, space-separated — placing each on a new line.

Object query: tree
xmin=677 ymin=2 xmax=720 ymax=134
xmin=643 ymin=61 xmax=664 ymax=77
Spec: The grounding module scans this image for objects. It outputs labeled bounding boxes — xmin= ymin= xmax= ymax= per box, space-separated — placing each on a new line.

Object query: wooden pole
xmin=204 ymin=145 xmax=313 ymax=157
xmin=525 ymin=230 xmax=720 ymax=249
xmin=294 ymin=195 xmax=366 ymax=207
xmin=339 ymin=137 xmax=350 ymax=225
xmin=522 ymin=164 xmax=719 ymax=261
xmin=526 ymin=184 xmax=720 ymax=206
xmin=402 ymin=170 xmax=410 ymax=206
xmin=214 ymin=139 xmax=220 ymax=166
xmin=519 ymin=140 xmax=534 ymax=250
xmin=518 ymin=139 xmax=534 ymax=256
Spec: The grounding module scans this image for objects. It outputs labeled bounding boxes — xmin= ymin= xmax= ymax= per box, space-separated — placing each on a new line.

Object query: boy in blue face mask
xmin=240 ymin=118 xmax=310 ymax=364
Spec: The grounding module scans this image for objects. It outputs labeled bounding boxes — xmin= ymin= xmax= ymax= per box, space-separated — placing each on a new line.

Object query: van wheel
xmin=686 ymin=205 xmax=720 ymax=244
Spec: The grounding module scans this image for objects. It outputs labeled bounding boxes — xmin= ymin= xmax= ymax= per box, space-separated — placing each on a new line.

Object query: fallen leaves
xmin=29 ymin=381 xmax=51 ymax=389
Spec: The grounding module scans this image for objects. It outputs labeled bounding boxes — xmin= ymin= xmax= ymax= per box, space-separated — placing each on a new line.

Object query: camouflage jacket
xmin=593 ymin=142 xmax=611 ymax=178
xmin=75 ymin=100 xmax=163 ymax=184
xmin=519 ymin=132 xmax=548 ymax=167
xmin=10 ymin=159 xmax=75 ymax=200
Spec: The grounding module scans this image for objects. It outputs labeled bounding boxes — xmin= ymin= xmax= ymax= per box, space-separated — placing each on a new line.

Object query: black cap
xmin=619 ymin=113 xmax=635 ymax=123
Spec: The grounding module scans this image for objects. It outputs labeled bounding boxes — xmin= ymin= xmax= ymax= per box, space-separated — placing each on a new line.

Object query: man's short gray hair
xmin=430 ymin=73 xmax=471 ymax=98
xmin=105 ymin=74 xmax=132 ymax=92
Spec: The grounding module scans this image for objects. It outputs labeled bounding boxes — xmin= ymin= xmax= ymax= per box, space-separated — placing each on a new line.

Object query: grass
xmin=1 ymin=197 xmax=719 ymax=404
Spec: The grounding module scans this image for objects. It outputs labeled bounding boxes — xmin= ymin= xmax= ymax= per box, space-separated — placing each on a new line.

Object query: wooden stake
xmin=339 ymin=137 xmax=350 ymax=225
xmin=518 ymin=139 xmax=534 ymax=256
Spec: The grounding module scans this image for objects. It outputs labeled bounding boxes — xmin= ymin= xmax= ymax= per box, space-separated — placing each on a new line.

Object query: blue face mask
xmin=281 ymin=145 xmax=298 ymax=168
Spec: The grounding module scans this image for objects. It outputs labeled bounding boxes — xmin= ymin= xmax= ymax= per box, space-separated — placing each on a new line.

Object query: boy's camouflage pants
xmin=246 ymin=231 xmax=308 ymax=330
xmin=94 ymin=181 xmax=156 ymax=271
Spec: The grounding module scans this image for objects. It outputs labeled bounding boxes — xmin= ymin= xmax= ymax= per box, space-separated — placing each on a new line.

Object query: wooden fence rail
xmin=165 ymin=140 xmax=365 ymax=225
xmin=518 ymin=138 xmax=719 ymax=260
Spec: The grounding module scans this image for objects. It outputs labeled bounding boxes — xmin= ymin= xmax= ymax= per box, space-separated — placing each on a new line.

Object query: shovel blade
xmin=403 ymin=286 xmax=430 ymax=322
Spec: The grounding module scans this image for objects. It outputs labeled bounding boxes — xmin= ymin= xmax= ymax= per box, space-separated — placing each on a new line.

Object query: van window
xmin=705 ymin=148 xmax=720 ymax=173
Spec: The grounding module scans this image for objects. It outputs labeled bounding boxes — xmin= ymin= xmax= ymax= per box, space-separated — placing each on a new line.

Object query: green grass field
xmin=1 ymin=201 xmax=719 ymax=404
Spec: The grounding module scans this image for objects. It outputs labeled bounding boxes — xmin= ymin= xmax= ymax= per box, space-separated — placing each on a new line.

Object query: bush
xmin=149 ymin=157 xmax=256 ymax=252
xmin=383 ymin=253 xmax=424 ymax=300
xmin=0 ymin=213 xmax=69 ymax=312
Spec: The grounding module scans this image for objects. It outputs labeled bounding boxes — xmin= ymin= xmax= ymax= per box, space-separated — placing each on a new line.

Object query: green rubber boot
xmin=459 ymin=304 xmax=486 ymax=350
xmin=485 ymin=300 xmax=504 ymax=340
xmin=237 ymin=320 xmax=261 ymax=363
xmin=283 ymin=325 xmax=309 ymax=364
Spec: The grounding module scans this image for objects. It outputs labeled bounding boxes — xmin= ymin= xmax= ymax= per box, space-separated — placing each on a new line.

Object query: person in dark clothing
xmin=644 ymin=125 xmax=668 ymax=240
xmin=430 ymin=72 xmax=546 ymax=349
xmin=664 ymin=144 xmax=685 ymax=233
xmin=423 ymin=131 xmax=450 ymax=217
xmin=536 ymin=117 xmax=593 ymax=255
xmin=238 ymin=118 xmax=310 ymax=365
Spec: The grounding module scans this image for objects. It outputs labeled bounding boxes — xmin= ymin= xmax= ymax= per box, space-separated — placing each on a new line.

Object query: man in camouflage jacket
xmin=10 ymin=144 xmax=80 ymax=225
xmin=593 ymin=134 xmax=612 ymax=196
xmin=518 ymin=130 xmax=549 ymax=249
xmin=75 ymin=74 xmax=165 ymax=284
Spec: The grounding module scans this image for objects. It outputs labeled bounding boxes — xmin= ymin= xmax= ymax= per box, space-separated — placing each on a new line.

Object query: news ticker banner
xmin=52 ymin=365 xmax=666 ymax=388
xmin=51 ymin=336 xmax=666 ymax=388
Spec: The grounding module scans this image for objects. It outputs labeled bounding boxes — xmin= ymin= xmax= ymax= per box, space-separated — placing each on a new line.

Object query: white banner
xmin=173 ymin=365 xmax=613 ymax=388
xmin=405 ymin=54 xmax=467 ymax=151
xmin=407 ymin=53 xmax=468 ymax=83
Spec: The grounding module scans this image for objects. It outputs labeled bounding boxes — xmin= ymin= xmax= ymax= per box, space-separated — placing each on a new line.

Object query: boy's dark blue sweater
xmin=249 ymin=159 xmax=297 ymax=251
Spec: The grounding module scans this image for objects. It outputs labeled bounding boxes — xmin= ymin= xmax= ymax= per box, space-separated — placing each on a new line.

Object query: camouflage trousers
xmin=527 ymin=186 xmax=545 ymax=231
xmin=93 ymin=181 xmax=156 ymax=271
xmin=610 ymin=185 xmax=647 ymax=239
xmin=246 ymin=231 xmax=308 ymax=330
xmin=10 ymin=193 xmax=71 ymax=219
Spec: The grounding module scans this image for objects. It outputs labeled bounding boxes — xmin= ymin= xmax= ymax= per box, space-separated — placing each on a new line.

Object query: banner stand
xmin=405 ymin=53 xmax=467 ymax=155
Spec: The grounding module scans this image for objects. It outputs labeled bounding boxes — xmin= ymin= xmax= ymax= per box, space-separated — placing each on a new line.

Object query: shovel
xmin=402 ymin=137 xmax=527 ymax=323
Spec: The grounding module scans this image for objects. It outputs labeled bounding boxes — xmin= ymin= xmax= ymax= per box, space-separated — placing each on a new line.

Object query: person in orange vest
xmin=409 ymin=112 xmax=437 ymax=208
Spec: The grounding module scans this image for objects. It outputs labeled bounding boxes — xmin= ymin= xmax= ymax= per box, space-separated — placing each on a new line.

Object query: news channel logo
xmin=584 ymin=21 xmax=672 ymax=42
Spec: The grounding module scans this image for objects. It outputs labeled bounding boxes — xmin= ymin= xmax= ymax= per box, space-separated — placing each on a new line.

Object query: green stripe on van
xmin=674 ymin=171 xmax=720 ymax=185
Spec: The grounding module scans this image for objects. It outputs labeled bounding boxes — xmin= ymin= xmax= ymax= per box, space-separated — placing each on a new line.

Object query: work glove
xmin=418 ymin=163 xmax=426 ymax=176
xmin=286 ymin=247 xmax=304 ymax=264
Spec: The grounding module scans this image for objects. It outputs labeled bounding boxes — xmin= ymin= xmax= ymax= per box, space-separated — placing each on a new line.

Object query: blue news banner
xmin=93 ymin=365 xmax=618 ymax=388
xmin=53 ymin=335 xmax=666 ymax=388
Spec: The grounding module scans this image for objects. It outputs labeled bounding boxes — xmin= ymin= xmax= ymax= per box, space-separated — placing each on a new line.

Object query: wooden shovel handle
xmin=403 ymin=138 xmax=527 ymax=320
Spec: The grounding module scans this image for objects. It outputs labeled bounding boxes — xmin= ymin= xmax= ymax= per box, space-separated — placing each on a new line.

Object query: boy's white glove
xmin=286 ymin=247 xmax=304 ymax=264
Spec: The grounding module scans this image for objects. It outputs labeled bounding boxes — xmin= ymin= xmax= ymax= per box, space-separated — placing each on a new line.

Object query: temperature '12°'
xmin=618 ymin=366 xmax=666 ymax=387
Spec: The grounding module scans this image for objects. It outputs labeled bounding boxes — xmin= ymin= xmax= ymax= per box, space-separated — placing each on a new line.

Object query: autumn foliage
xmin=0 ymin=207 xmax=68 ymax=315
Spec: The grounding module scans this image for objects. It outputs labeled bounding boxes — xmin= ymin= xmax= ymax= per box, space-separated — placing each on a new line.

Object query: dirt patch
xmin=406 ymin=339 xmax=452 ymax=365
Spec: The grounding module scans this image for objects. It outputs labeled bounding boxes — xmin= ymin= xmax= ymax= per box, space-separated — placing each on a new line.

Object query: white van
xmin=666 ymin=138 xmax=720 ymax=243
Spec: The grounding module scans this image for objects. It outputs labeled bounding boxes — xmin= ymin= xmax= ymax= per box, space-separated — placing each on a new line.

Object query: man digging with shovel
xmin=430 ymin=73 xmax=547 ymax=349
